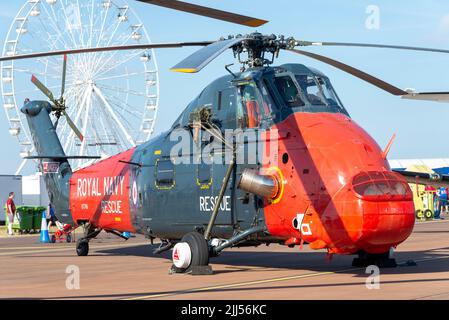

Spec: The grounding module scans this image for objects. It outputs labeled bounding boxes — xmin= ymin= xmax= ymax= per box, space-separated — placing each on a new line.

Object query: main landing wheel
xmin=76 ymin=239 xmax=89 ymax=256
xmin=171 ymin=232 xmax=210 ymax=274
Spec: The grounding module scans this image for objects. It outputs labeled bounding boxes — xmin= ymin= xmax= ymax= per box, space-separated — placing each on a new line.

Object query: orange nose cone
xmin=353 ymin=171 xmax=415 ymax=254
xmin=361 ymin=202 xmax=415 ymax=253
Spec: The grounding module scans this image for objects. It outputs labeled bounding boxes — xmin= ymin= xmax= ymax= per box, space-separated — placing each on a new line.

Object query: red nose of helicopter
xmin=329 ymin=170 xmax=415 ymax=254
xmin=356 ymin=171 xmax=415 ymax=251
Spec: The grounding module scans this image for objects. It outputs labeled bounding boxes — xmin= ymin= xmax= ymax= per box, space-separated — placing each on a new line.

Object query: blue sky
xmin=2 ymin=0 xmax=449 ymax=174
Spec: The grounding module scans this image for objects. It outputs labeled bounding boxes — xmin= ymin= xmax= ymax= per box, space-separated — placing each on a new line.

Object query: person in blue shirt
xmin=46 ymin=203 xmax=57 ymax=230
xmin=439 ymin=187 xmax=448 ymax=217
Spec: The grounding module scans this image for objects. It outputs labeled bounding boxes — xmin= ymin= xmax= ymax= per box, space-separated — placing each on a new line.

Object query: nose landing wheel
xmin=169 ymin=231 xmax=212 ymax=275
xmin=352 ymin=250 xmax=397 ymax=268
xmin=76 ymin=239 xmax=89 ymax=256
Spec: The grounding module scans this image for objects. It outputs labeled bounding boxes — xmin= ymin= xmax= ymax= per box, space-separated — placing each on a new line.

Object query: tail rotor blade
xmin=61 ymin=55 xmax=67 ymax=98
xmin=31 ymin=75 xmax=56 ymax=103
xmin=63 ymin=110 xmax=84 ymax=142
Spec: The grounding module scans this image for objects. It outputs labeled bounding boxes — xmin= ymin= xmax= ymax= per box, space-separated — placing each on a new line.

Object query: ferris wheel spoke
xmin=94 ymin=50 xmax=145 ymax=79
xmin=92 ymin=84 xmax=136 ymax=147
xmin=75 ymin=0 xmax=86 ymax=49
xmin=104 ymin=95 xmax=144 ymax=120
xmin=93 ymin=14 xmax=122 ymax=67
xmin=14 ymin=84 xmax=74 ymax=97
xmin=96 ymin=83 xmax=146 ymax=97
xmin=94 ymin=32 xmax=140 ymax=75
xmin=79 ymin=86 xmax=93 ymax=162
xmin=95 ymin=0 xmax=113 ymax=48
xmin=60 ymin=3 xmax=83 ymax=51
xmin=45 ymin=3 xmax=78 ymax=50
xmin=63 ymin=85 xmax=91 ymax=151
xmin=14 ymin=68 xmax=61 ymax=79
xmin=95 ymin=71 xmax=145 ymax=81
xmin=35 ymin=9 xmax=70 ymax=50
xmin=93 ymin=7 xmax=139 ymax=70
xmin=88 ymin=0 xmax=96 ymax=48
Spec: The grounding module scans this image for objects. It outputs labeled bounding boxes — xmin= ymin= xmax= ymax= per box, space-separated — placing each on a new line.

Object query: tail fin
xmin=21 ymin=101 xmax=74 ymax=224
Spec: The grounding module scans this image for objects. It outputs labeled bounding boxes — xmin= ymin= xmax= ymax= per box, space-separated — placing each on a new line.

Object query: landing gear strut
xmin=75 ymin=224 xmax=101 ymax=257
xmin=352 ymin=250 xmax=397 ymax=268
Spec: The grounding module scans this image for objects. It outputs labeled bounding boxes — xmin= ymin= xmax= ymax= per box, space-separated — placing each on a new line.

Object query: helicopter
xmin=3 ymin=0 xmax=449 ymax=274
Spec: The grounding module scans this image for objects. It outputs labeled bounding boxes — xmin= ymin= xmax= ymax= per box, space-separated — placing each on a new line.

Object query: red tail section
xmin=69 ymin=148 xmax=136 ymax=232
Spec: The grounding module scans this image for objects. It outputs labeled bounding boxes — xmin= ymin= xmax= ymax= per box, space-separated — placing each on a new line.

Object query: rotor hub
xmin=224 ymin=32 xmax=296 ymax=69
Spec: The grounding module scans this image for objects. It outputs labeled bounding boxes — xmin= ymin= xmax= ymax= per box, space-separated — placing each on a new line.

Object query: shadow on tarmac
xmin=14 ymin=243 xmax=449 ymax=300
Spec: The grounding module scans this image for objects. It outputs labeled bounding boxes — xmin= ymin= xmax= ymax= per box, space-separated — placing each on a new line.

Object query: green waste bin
xmin=5 ymin=206 xmax=34 ymax=233
xmin=4 ymin=206 xmax=48 ymax=233
xmin=32 ymin=207 xmax=46 ymax=231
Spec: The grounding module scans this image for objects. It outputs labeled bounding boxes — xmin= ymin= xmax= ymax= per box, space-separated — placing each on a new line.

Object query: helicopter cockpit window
xmin=295 ymin=75 xmax=342 ymax=108
xmin=273 ymin=75 xmax=305 ymax=108
xmin=237 ymin=82 xmax=270 ymax=128
xmin=315 ymin=76 xmax=341 ymax=107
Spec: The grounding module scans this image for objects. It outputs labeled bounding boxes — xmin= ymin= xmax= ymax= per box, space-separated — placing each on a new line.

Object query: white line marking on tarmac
xmin=0 ymin=242 xmax=149 ymax=256
xmin=123 ymin=254 xmax=449 ymax=300
xmin=122 ymin=267 xmax=363 ymax=300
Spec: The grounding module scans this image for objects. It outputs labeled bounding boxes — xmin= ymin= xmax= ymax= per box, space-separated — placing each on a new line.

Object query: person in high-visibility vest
xmin=6 ymin=192 xmax=16 ymax=236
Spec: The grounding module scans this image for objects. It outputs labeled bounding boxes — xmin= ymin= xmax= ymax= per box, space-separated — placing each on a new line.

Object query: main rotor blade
xmin=297 ymin=41 xmax=449 ymax=54
xmin=54 ymin=117 xmax=60 ymax=130
xmin=0 ymin=41 xmax=213 ymax=62
xmin=63 ymin=110 xmax=84 ymax=142
xmin=402 ymin=92 xmax=449 ymax=103
xmin=61 ymin=55 xmax=67 ymax=98
xmin=31 ymin=75 xmax=56 ymax=102
xmin=171 ymin=38 xmax=245 ymax=73
xmin=137 ymin=0 xmax=268 ymax=27
xmin=287 ymin=49 xmax=408 ymax=96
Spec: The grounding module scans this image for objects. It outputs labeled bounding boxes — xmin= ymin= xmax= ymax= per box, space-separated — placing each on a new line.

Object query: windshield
xmin=295 ymin=75 xmax=341 ymax=107
xmin=272 ymin=72 xmax=346 ymax=114
xmin=274 ymin=75 xmax=305 ymax=108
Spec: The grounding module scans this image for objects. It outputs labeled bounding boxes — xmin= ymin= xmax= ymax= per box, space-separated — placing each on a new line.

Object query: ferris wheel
xmin=1 ymin=0 xmax=160 ymax=174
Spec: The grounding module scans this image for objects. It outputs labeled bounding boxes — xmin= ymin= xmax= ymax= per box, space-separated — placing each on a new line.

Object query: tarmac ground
xmin=1 ymin=219 xmax=449 ymax=300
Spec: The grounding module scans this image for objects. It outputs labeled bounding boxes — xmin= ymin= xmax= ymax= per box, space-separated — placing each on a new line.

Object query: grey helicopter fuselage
xmin=22 ymin=63 xmax=415 ymax=256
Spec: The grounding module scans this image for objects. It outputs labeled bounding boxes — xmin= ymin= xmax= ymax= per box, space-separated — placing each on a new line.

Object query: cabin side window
xmin=155 ymin=159 xmax=175 ymax=189
xmin=217 ymin=88 xmax=235 ymax=111
xmin=197 ymin=161 xmax=212 ymax=188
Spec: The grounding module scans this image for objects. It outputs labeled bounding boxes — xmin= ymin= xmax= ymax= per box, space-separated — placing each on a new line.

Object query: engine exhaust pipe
xmin=237 ymin=168 xmax=279 ymax=199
